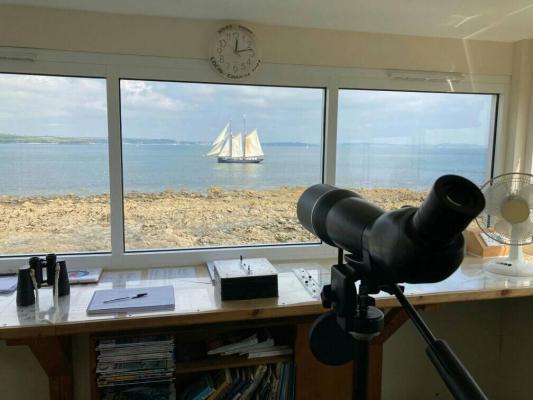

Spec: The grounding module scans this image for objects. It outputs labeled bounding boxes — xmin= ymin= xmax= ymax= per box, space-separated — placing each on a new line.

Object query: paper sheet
xmin=148 ymin=267 xmax=196 ymax=280
xmin=100 ymin=271 xmax=142 ymax=287
xmin=0 ymin=275 xmax=17 ymax=294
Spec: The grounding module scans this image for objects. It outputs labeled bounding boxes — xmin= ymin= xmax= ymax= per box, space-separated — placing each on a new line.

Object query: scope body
xmin=297 ymin=175 xmax=485 ymax=284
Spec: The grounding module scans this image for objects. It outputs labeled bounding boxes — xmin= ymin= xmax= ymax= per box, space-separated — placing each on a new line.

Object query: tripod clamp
xmin=320 ymin=260 xmax=385 ymax=341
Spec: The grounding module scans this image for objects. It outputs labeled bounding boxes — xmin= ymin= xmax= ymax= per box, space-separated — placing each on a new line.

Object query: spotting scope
xmin=297 ymin=175 xmax=486 ymax=284
xmin=297 ymin=175 xmax=488 ymax=400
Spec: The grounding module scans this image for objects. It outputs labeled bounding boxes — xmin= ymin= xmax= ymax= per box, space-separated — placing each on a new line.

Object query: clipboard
xmin=87 ymin=285 xmax=175 ymax=315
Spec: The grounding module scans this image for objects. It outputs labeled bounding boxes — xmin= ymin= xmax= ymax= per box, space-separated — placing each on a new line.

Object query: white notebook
xmin=87 ymin=285 xmax=175 ymax=315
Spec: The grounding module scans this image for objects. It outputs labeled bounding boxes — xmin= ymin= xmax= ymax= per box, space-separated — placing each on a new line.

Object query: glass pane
xmin=120 ymin=80 xmax=323 ymax=251
xmin=337 ymin=90 xmax=494 ymax=210
xmin=0 ymin=73 xmax=110 ymax=255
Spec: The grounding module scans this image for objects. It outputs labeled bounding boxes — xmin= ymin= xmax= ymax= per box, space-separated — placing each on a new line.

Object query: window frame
xmin=0 ymin=47 xmax=509 ymax=271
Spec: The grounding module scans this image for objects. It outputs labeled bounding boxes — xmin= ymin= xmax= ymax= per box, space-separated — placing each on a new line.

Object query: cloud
xmin=0 ymin=73 xmax=107 ymax=137
xmin=120 ymin=81 xmax=325 ymax=142
xmin=337 ymin=90 xmax=493 ymax=145
xmin=120 ymin=80 xmax=189 ymax=112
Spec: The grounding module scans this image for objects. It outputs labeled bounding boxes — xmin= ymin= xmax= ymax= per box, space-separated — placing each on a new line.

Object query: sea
xmin=0 ymin=143 xmax=488 ymax=196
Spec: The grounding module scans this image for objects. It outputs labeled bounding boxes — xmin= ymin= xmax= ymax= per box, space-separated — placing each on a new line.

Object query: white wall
xmin=0 ymin=5 xmax=532 ymax=400
xmin=0 ymin=5 xmax=514 ymax=75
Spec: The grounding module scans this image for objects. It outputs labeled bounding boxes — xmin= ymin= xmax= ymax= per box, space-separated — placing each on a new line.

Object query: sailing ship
xmin=207 ymin=123 xmax=265 ymax=163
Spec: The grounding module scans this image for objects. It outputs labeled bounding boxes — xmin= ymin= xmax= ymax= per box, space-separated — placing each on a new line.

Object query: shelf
xmin=175 ymin=354 xmax=293 ymax=374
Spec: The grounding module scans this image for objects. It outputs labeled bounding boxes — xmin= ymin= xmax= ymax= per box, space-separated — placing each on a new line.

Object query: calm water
xmin=0 ymin=143 xmax=487 ymax=196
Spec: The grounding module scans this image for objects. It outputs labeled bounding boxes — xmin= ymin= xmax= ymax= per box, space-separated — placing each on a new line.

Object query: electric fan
xmin=476 ymin=172 xmax=533 ymax=277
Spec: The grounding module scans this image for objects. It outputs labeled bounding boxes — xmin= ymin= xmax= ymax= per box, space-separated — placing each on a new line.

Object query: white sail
xmin=244 ymin=129 xmax=264 ymax=157
xmin=231 ymin=133 xmax=244 ymax=158
xmin=207 ymin=124 xmax=229 ymax=156
xmin=212 ymin=124 xmax=229 ymax=146
xmin=218 ymin=136 xmax=231 ymax=157
xmin=207 ymin=141 xmax=224 ymax=156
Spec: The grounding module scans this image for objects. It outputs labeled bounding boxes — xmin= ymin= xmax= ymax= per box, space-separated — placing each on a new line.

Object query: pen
xmin=104 ymin=293 xmax=148 ymax=303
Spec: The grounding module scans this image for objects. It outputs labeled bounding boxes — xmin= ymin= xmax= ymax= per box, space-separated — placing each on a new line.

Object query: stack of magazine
xmin=180 ymin=362 xmax=295 ymax=400
xmin=206 ymin=330 xmax=292 ymax=360
xmin=96 ymin=335 xmax=176 ymax=399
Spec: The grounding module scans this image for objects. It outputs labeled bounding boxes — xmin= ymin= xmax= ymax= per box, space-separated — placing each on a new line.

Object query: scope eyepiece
xmin=411 ymin=175 xmax=485 ymax=244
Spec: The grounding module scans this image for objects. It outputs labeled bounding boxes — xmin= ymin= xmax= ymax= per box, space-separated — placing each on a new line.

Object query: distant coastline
xmin=0 ymin=133 xmax=178 ymax=145
xmin=0 ymin=133 xmax=319 ymax=146
xmin=0 ymin=133 xmax=486 ymax=148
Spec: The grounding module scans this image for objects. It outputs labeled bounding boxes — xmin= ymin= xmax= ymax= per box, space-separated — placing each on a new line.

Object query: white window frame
xmin=0 ymin=47 xmax=510 ymax=271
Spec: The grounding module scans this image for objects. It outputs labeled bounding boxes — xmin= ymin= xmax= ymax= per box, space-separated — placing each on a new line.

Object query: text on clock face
xmin=210 ymin=25 xmax=261 ymax=79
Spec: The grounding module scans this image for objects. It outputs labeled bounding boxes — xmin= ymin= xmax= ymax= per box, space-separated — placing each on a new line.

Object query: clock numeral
xmin=212 ymin=26 xmax=259 ymax=78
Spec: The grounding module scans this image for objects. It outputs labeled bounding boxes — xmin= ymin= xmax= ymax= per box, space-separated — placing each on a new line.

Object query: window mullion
xmin=106 ymin=73 xmax=125 ymax=266
xmin=324 ymin=86 xmax=339 ymax=185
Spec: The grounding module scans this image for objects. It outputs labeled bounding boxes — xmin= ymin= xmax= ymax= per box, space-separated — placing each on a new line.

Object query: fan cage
xmin=475 ymin=172 xmax=533 ymax=246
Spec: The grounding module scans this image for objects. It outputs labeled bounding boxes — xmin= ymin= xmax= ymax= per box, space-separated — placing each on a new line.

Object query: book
xmin=240 ymin=365 xmax=268 ymax=400
xmin=208 ymin=329 xmax=275 ymax=357
xmin=87 ymin=285 xmax=175 ymax=315
xmin=180 ymin=374 xmax=215 ymax=400
xmin=96 ymin=335 xmax=175 ymax=390
xmin=247 ymin=346 xmax=292 ymax=359
xmin=102 ymin=382 xmax=176 ymax=400
xmin=206 ymin=369 xmax=232 ymax=400
xmin=207 ymin=333 xmax=258 ymax=356
xmin=67 ymin=267 xmax=103 ymax=284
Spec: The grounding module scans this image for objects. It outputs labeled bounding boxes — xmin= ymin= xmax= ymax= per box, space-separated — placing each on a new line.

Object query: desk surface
xmin=1 ymin=257 xmax=532 ymax=339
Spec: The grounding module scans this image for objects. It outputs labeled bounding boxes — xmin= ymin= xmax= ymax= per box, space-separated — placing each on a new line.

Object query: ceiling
xmin=3 ymin=0 xmax=533 ymax=42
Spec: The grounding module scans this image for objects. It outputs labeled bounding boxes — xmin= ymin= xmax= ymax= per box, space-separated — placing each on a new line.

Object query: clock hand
xmin=236 ymin=48 xmax=253 ymax=53
xmin=234 ymin=39 xmax=239 ymax=53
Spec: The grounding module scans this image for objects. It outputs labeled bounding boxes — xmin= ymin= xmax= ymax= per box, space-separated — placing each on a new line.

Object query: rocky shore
xmin=0 ymin=187 xmax=427 ymax=254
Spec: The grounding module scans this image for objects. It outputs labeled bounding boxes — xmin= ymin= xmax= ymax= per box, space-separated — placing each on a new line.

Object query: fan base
xmin=485 ymin=259 xmax=533 ymax=277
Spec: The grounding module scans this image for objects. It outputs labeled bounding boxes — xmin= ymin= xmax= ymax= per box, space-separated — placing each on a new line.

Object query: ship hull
xmin=217 ymin=156 xmax=264 ymax=164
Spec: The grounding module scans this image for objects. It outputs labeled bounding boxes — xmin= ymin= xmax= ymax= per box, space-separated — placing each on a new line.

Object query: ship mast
xmin=242 ymin=114 xmax=246 ymax=159
xmin=229 ymin=119 xmax=233 ymax=156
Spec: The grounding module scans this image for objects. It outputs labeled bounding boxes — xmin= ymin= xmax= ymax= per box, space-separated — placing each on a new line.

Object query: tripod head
xmin=309 ymin=249 xmax=386 ymax=366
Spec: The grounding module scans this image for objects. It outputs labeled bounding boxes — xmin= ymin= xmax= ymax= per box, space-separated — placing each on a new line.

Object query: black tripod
xmin=309 ymin=249 xmax=488 ymax=400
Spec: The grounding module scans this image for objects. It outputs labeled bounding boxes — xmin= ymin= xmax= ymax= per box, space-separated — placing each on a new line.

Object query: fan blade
xmin=511 ymin=218 xmax=533 ymax=245
xmin=482 ymin=182 xmax=509 ymax=216
xmin=494 ymin=219 xmax=511 ymax=238
xmin=518 ymin=183 xmax=533 ymax=206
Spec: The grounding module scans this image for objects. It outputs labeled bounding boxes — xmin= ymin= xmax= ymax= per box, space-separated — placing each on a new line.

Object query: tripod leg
xmin=353 ymin=340 xmax=370 ymax=400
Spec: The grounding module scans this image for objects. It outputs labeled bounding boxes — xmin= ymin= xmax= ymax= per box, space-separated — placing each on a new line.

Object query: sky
xmin=0 ymin=73 xmax=494 ymax=146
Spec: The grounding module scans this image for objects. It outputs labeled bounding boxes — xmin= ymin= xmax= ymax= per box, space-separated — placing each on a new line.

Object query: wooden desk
xmin=1 ymin=257 xmax=533 ymax=400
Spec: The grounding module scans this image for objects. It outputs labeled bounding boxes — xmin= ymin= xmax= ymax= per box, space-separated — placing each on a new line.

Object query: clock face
xmin=209 ymin=24 xmax=261 ymax=80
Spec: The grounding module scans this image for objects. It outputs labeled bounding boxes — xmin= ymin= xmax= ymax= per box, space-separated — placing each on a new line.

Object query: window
xmin=336 ymin=89 xmax=495 ymax=210
xmin=0 ymin=50 xmax=506 ymax=267
xmin=120 ymin=80 xmax=324 ymax=251
xmin=0 ymin=73 xmax=109 ymax=255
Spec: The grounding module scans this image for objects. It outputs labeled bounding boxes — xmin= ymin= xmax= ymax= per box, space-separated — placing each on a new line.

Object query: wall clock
xmin=209 ymin=24 xmax=261 ymax=80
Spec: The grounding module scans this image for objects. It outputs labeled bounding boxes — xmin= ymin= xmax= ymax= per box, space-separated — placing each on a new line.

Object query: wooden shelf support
xmin=7 ymin=336 xmax=73 ymax=400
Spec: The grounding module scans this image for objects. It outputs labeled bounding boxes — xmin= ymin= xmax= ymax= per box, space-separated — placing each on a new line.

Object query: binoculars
xmin=16 ymin=253 xmax=70 ymax=307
